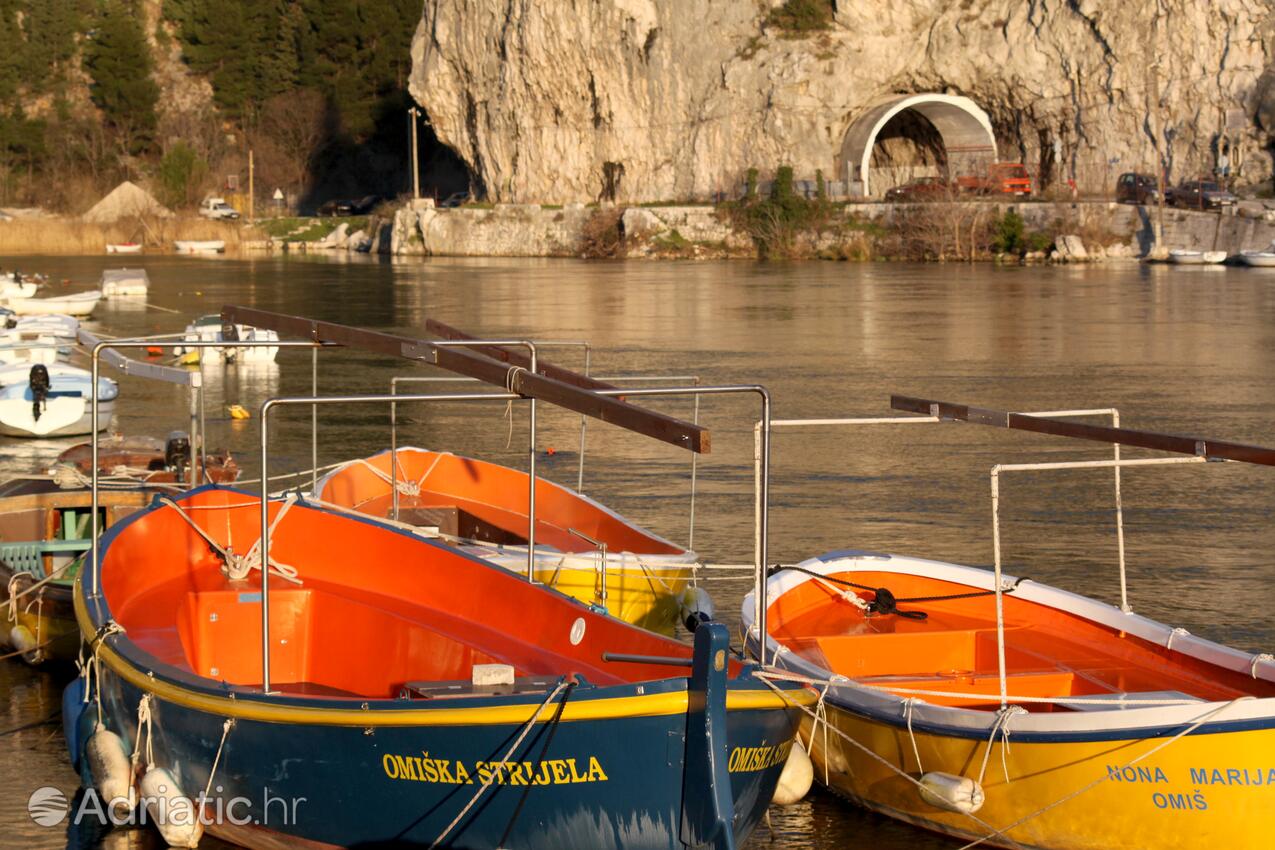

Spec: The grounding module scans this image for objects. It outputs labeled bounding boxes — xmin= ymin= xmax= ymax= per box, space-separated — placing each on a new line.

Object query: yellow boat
xmin=314 ymin=447 xmax=708 ymax=634
xmin=0 ymin=479 xmax=149 ymax=665
xmin=746 ymin=551 xmax=1275 ymax=850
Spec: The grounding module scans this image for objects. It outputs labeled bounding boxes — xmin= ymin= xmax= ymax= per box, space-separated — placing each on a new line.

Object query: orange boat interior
xmin=769 ymin=569 xmax=1275 ymax=712
xmin=99 ymin=489 xmax=704 ymax=700
xmin=319 ymin=449 xmax=683 ymax=556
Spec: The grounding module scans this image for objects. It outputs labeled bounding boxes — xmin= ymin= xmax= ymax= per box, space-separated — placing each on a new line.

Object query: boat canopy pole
xmin=221 ymin=306 xmax=710 ymax=454
xmin=891 ymin=394 xmax=1275 ymax=466
xmin=87 ymin=338 xmax=326 ymax=599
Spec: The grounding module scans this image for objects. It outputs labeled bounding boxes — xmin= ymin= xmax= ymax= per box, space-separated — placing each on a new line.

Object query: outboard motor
xmin=28 ymin=363 xmax=50 ymax=422
xmin=164 ymin=431 xmax=192 ymax=476
xmin=0 ymin=307 xmax=14 ymax=329
xmin=220 ymin=321 xmax=240 ymax=342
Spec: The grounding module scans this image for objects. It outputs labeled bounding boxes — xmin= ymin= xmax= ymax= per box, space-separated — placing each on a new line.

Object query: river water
xmin=2 ymin=254 xmax=1274 ymax=849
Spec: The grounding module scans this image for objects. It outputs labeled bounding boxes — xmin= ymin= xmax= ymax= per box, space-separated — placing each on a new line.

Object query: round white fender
xmin=8 ymin=624 xmax=36 ymax=653
xmin=771 ymin=740 xmax=814 ymax=805
xmin=141 ymin=765 xmax=204 ymax=847
xmin=918 ymin=771 xmax=985 ymax=814
xmin=681 ymin=586 xmax=716 ymax=631
xmin=86 ymin=723 xmax=136 ymax=819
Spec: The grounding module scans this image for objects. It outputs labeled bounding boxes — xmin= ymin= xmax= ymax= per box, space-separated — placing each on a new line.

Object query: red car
xmin=884 ymin=176 xmax=952 ymax=202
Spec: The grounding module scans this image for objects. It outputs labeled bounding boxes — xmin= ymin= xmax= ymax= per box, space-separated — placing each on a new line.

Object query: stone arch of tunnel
xmin=840 ymin=94 xmax=997 ymax=197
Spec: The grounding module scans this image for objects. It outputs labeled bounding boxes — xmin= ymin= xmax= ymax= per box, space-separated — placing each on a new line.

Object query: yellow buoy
xmin=177 ymin=351 xmax=200 ymax=366
xmin=227 ymin=404 xmax=250 ymax=420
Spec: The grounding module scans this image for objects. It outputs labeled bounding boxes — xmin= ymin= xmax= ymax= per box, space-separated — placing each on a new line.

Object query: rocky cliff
xmin=409 ymin=0 xmax=1275 ymax=203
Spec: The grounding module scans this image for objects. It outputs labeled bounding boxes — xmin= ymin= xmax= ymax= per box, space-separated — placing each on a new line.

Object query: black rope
xmin=771 ymin=564 xmax=1027 ymax=621
xmin=497 ymin=677 xmax=577 ymax=847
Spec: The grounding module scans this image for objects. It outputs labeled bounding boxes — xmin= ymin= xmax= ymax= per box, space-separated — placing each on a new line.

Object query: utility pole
xmin=408 ymin=106 xmax=420 ymax=199
xmin=248 ymin=149 xmax=255 ymax=223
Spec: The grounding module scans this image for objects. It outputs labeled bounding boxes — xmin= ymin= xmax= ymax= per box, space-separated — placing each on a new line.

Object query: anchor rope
xmin=952 ymin=696 xmax=1254 ymax=850
xmin=498 ymin=679 xmax=578 ymax=847
xmin=4 ymin=557 xmax=77 ymax=612
xmin=86 ymin=621 xmax=125 ymax=725
xmin=132 ymin=693 xmax=155 ymax=771
xmin=199 ymin=718 xmax=237 ymax=809
xmin=431 ymin=676 xmax=570 ymax=849
xmin=756 ymin=675 xmax=1026 ymax=850
xmin=773 ymin=564 xmax=1027 ymax=620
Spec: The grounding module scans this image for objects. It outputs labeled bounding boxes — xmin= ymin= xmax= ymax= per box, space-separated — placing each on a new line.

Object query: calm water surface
xmin=2 ymin=254 xmax=1274 ymax=848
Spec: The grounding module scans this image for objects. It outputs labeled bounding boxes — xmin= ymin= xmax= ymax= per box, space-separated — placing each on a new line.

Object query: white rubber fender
xmin=771 ymin=740 xmax=814 ymax=805
xmin=8 ymin=624 xmax=36 ymax=653
xmin=141 ymin=765 xmax=204 ymax=847
xmin=918 ymin=771 xmax=985 ymax=814
xmin=86 ymin=723 xmax=136 ymax=820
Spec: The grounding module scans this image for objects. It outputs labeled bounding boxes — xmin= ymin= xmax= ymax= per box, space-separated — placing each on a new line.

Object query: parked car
xmin=349 ymin=195 xmax=383 ymax=215
xmin=1115 ymin=172 xmax=1159 ymax=205
xmin=1168 ymin=179 xmax=1237 ymax=210
xmin=884 ymin=176 xmax=952 ymax=202
xmin=955 ymin=162 xmax=1032 ymax=197
xmin=439 ymin=191 xmax=470 ymax=208
xmin=318 ymin=198 xmax=355 ymax=217
xmin=198 ymin=198 xmax=240 ymax=220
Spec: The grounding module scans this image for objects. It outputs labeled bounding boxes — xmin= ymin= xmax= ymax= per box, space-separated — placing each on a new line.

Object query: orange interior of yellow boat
xmin=99 ymin=490 xmax=701 ymax=699
xmin=320 ymin=450 xmax=684 ymax=555
xmin=769 ymin=570 xmax=1275 ymax=711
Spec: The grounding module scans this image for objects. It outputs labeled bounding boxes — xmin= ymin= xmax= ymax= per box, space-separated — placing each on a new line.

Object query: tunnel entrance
xmin=840 ymin=94 xmax=997 ymax=198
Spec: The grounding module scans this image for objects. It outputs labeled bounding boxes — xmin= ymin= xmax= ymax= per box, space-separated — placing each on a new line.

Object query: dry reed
xmin=0 ymin=216 xmax=247 ymax=255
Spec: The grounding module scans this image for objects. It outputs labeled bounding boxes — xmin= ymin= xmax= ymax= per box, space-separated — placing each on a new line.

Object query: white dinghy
xmin=173 ymin=240 xmax=225 ymax=255
xmin=100 ymin=268 xmax=149 ymax=298
xmin=7 ymin=290 xmax=101 ymax=317
xmin=1169 ymin=249 xmax=1226 ymax=265
xmin=0 ymin=361 xmax=117 ymax=437
xmin=175 ymin=314 xmax=279 ymax=364
xmin=1240 ymin=247 xmax=1275 ymax=267
xmin=105 ymin=243 xmax=142 ymax=254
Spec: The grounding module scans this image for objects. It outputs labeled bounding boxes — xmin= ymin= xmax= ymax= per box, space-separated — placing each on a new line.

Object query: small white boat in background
xmin=0 ymin=334 xmax=60 ymax=366
xmin=105 ymin=243 xmax=142 ymax=254
xmin=175 ymin=314 xmax=279 ymax=364
xmin=173 ymin=240 xmax=225 ymax=255
xmin=0 ymin=361 xmax=117 ymax=437
xmin=0 ymin=278 xmax=37 ymax=302
xmin=1168 ymin=249 xmax=1226 ymax=265
xmin=7 ymin=290 xmax=100 ymax=317
xmin=10 ymin=314 xmax=78 ymax=340
xmin=100 ymin=268 xmax=149 ymax=298
xmin=1240 ymin=249 xmax=1275 ymax=267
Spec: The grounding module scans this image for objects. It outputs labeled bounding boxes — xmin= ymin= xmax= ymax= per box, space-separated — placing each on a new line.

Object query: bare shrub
xmin=578 ymin=207 xmax=624 ymax=258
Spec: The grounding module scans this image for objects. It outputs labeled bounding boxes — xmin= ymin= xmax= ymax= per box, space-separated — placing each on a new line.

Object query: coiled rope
xmin=157 ymin=495 xmax=301 ymax=585
xmin=774 ymin=564 xmax=1027 ymax=621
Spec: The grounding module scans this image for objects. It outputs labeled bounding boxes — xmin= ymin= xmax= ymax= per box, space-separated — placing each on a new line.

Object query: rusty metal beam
xmin=891 ymin=394 xmax=1275 ymax=467
xmin=221 ymin=305 xmax=710 ymax=453
xmin=424 ymin=317 xmax=614 ymax=392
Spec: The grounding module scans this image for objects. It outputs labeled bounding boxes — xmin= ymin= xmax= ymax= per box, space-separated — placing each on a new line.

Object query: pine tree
xmin=84 ymin=0 xmax=160 ymax=153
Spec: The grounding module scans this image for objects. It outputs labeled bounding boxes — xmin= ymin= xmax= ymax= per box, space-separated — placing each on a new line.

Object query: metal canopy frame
xmin=220 ymin=306 xmax=710 ymax=454
xmin=891 ymin=393 xmax=1275 ymax=709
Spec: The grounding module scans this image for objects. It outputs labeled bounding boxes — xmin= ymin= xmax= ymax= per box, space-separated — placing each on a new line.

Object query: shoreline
xmin=1 ymin=201 xmax=1272 ymax=263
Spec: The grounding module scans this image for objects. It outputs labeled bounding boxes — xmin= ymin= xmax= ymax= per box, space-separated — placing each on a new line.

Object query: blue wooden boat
xmin=69 ymin=486 xmax=810 ymax=848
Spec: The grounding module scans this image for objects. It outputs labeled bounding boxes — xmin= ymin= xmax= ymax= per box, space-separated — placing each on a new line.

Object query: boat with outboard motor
xmin=100 ymin=268 xmax=149 ymax=298
xmin=0 ymin=479 xmax=150 ymax=665
xmin=54 ymin=433 xmax=239 ymax=485
xmin=0 ymin=361 xmax=118 ymax=437
xmin=175 ymin=314 xmax=279 ymax=364
xmin=70 ymin=485 xmax=811 ymax=849
xmin=314 ymin=447 xmax=709 ymax=634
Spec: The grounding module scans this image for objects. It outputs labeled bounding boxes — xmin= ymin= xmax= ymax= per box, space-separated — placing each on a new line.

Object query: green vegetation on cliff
xmin=0 ymin=0 xmax=424 ymax=211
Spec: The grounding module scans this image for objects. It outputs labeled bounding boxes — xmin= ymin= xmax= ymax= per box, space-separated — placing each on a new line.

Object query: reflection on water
xmin=2 ymin=254 xmax=1275 ymax=848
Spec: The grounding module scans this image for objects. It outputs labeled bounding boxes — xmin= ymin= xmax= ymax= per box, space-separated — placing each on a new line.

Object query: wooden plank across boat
xmin=314 ymin=447 xmax=704 ymax=635
xmin=73 ymin=486 xmax=810 ymax=848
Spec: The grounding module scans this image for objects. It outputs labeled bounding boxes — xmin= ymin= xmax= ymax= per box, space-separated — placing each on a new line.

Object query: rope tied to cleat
xmin=771 ymin=564 xmax=1028 ymax=621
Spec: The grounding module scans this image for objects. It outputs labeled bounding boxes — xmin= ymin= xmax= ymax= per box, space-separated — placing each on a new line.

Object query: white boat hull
xmin=1240 ymin=251 xmax=1275 ymax=267
xmin=176 ymin=321 xmax=279 ymax=363
xmin=173 ymin=240 xmax=225 ymax=255
xmin=100 ymin=269 xmax=149 ymax=298
xmin=0 ymin=363 xmax=118 ymax=437
xmin=106 ymin=244 xmax=142 ymax=254
xmin=7 ymin=291 xmax=101 ymax=317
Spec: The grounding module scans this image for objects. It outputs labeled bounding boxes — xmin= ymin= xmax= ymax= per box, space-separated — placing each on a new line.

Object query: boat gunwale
xmin=79 ymin=485 xmax=812 ymax=726
xmin=314 ymin=445 xmax=697 ymax=562
xmin=744 ymin=552 xmax=1275 ymax=742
